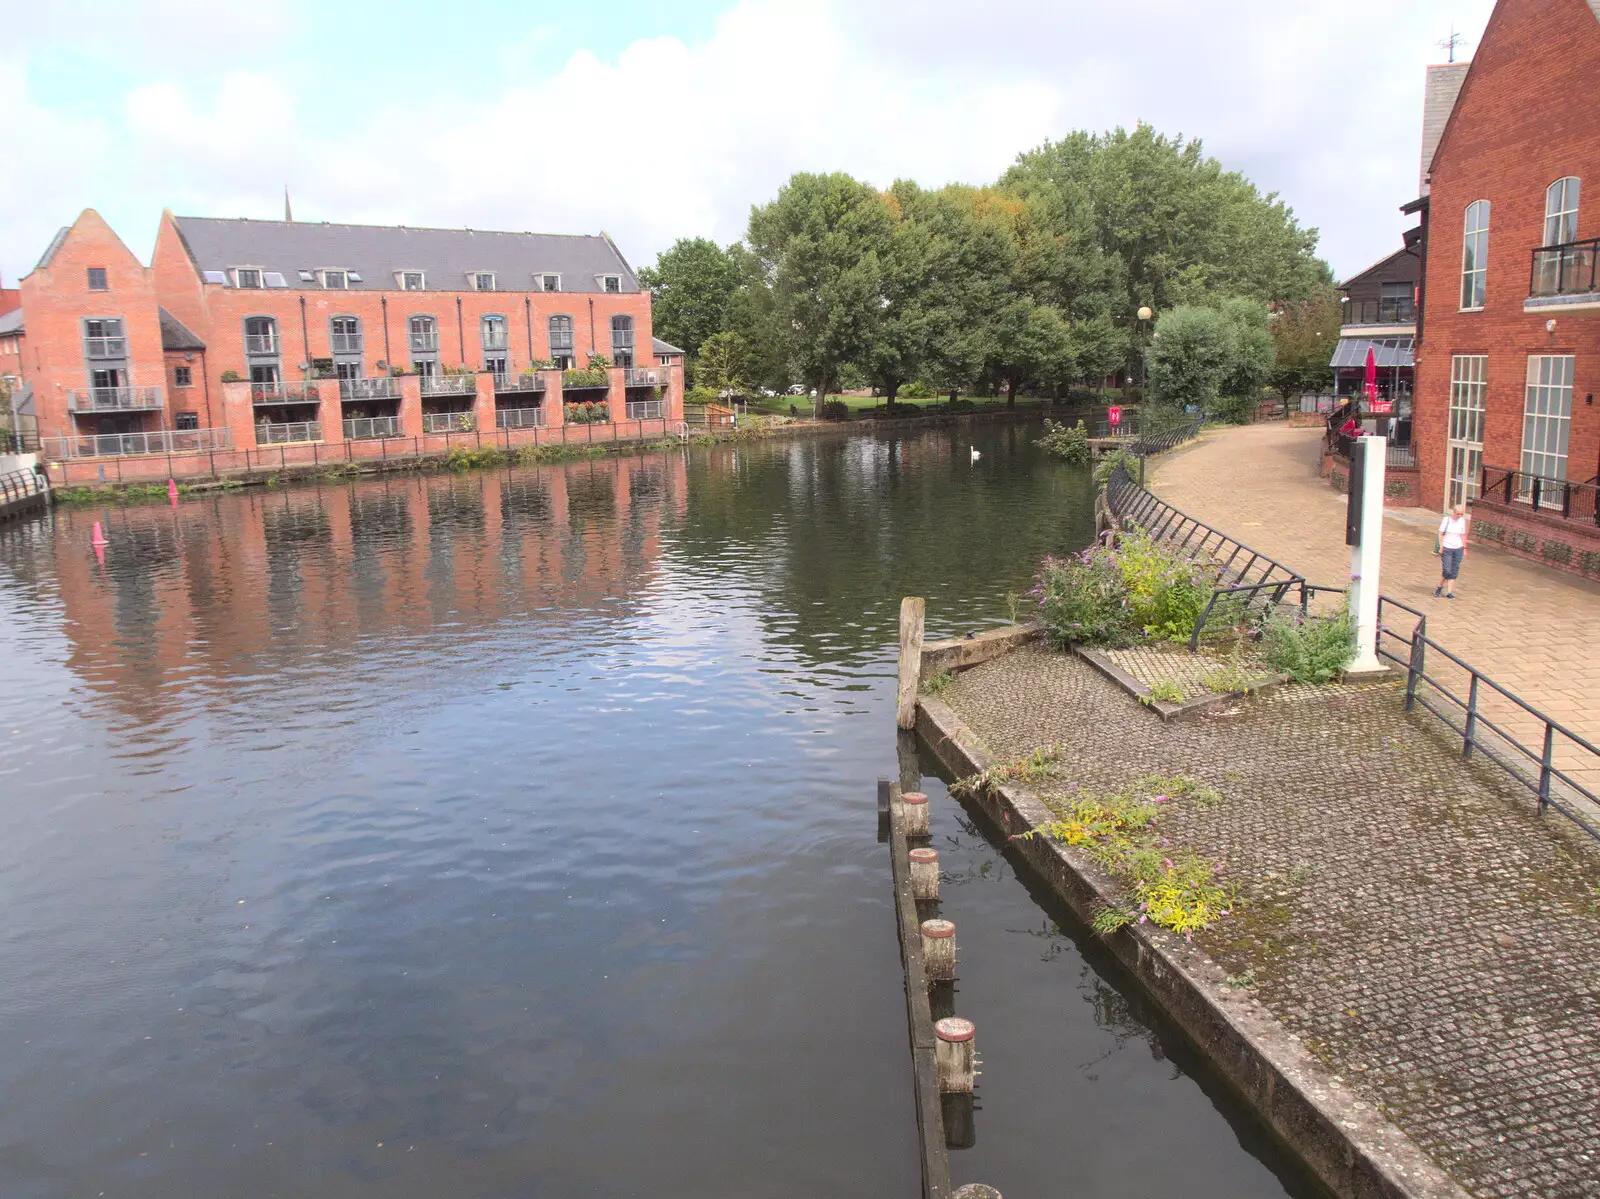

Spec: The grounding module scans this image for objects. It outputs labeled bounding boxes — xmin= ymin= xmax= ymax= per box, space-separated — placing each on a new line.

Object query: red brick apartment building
xmin=1408 ymin=0 xmax=1600 ymax=574
xmin=0 ymin=210 xmax=684 ymax=477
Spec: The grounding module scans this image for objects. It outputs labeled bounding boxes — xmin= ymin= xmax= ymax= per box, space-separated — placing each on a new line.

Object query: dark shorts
xmin=1441 ymin=547 xmax=1463 ymax=580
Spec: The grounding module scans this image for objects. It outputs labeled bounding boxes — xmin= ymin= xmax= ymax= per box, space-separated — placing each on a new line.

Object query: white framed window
xmin=1460 ymin=200 xmax=1489 ymax=310
xmin=409 ymin=315 xmax=438 ymax=353
xmin=1520 ymin=354 xmax=1575 ymax=501
xmin=1446 ymin=355 xmax=1487 ymax=507
xmin=548 ymin=314 xmax=574 ymax=367
xmin=1544 ymin=177 xmax=1581 ymax=246
xmin=234 ymin=267 xmax=264 ymax=289
xmin=244 ymin=315 xmax=279 ymax=356
xmin=330 ymin=315 xmax=361 ymax=354
xmin=399 ymin=271 xmax=425 ymax=291
xmin=472 ymin=272 xmax=496 ymax=292
xmin=541 ymin=274 xmax=560 ymax=293
xmin=321 ymin=269 xmax=349 ymax=290
xmin=481 ymin=314 xmax=508 ymax=351
xmin=600 ymin=274 xmax=621 ymax=293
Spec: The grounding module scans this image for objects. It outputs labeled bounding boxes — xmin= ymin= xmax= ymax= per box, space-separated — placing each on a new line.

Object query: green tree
xmin=696 ymin=330 xmax=754 ymax=397
xmin=745 ymin=172 xmax=893 ymax=417
xmin=637 ymin=237 xmax=742 ymax=381
xmin=1267 ymin=288 xmax=1340 ymax=398
xmin=1146 ymin=305 xmax=1234 ymax=411
xmin=1218 ymin=297 xmax=1277 ymax=398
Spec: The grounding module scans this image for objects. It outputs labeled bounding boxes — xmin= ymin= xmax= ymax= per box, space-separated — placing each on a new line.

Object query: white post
xmin=902 ymin=791 xmax=930 ymax=838
xmin=909 ymin=847 xmax=940 ymax=900
xmin=921 ymin=918 xmax=956 ymax=981
xmin=1348 ymin=436 xmax=1386 ymax=675
xmin=934 ymin=1017 xmax=976 ymax=1092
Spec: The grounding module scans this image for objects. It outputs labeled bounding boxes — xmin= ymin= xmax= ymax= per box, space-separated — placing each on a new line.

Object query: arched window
xmin=1460 ymin=200 xmax=1490 ymax=310
xmin=611 ymin=314 xmax=635 ymax=367
xmin=244 ymin=315 xmax=278 ymax=355
xmin=1544 ymin=177 xmax=1580 ymax=246
xmin=549 ymin=315 xmax=574 ymax=368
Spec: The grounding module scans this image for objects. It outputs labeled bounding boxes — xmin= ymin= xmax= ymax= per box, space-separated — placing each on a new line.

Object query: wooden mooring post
xmin=897 ymin=596 xmax=926 ymax=730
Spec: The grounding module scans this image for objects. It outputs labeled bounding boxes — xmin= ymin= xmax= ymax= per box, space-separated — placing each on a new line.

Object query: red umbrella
xmin=1363 ymin=345 xmax=1379 ymax=407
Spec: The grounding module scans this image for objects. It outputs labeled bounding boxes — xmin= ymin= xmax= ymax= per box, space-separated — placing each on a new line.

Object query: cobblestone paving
xmin=1148 ymin=424 xmax=1600 ymax=797
xmin=1100 ymin=640 xmax=1273 ymax=701
xmin=944 ymin=646 xmax=1600 ymax=1198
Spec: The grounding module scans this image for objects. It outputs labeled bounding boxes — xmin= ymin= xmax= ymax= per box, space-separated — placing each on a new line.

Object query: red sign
xmin=1107 ymin=406 xmax=1122 ymax=428
xmin=1368 ymin=399 xmax=1395 ymax=415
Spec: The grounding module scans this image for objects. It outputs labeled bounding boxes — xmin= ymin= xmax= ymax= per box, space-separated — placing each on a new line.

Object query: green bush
xmin=1033 ymin=545 xmax=1136 ymax=647
xmin=1092 ymin=446 xmax=1140 ymax=486
xmin=1262 ymin=607 xmax=1356 ymax=683
xmin=1208 ymin=393 xmax=1256 ymax=425
xmin=1115 ymin=529 xmax=1217 ymax=641
xmin=563 ymin=366 xmax=609 ymax=389
xmin=1037 ymin=418 xmax=1091 ymax=465
xmin=819 ymin=400 xmax=850 ymax=420
xmin=684 ymin=386 xmax=717 ymax=406
xmin=899 ymin=380 xmax=933 ymax=398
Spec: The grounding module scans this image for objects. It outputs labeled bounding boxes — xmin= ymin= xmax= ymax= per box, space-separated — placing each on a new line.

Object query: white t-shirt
xmin=1439 ymin=514 xmax=1469 ymax=550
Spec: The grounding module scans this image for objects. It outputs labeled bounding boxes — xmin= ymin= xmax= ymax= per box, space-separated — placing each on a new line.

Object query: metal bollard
xmin=934 ymin=1017 xmax=976 ymax=1092
xmin=921 ymin=918 xmax=956 ymax=981
xmin=908 ymin=847 xmax=939 ymax=900
xmin=902 ymin=791 xmax=930 ymax=838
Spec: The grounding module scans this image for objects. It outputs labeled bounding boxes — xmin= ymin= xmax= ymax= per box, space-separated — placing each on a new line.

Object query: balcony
xmin=623 ymin=366 xmax=669 ymax=387
xmin=1529 ymin=238 xmax=1599 ymax=302
xmin=245 ymin=333 xmax=279 ymax=355
xmin=67 ymin=386 xmax=164 ymax=413
xmin=1479 ymin=465 xmax=1600 ymax=523
xmin=626 ymin=399 xmax=664 ymax=420
xmin=343 ymin=415 xmax=402 ymax=440
xmin=420 ymin=373 xmax=475 ymax=396
xmin=84 ymin=336 xmax=127 ymax=359
xmin=42 ymin=427 xmax=230 ymax=459
xmin=496 ymin=407 xmax=545 ymax=429
xmin=409 ymin=332 xmax=440 ymax=353
xmin=255 ymin=420 xmax=322 ymax=445
xmin=339 ymin=376 xmax=398 ymax=401
xmin=1340 ymin=298 xmax=1415 ymax=327
xmin=423 ymin=411 xmax=476 ymax=433
xmin=493 ymin=372 xmax=546 ymax=393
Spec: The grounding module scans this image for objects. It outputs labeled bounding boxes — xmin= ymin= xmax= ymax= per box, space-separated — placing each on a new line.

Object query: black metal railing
xmin=1342 ymin=298 xmax=1416 ymax=325
xmin=1129 ymin=416 xmax=1204 ymax=456
xmin=1378 ymin=595 xmax=1600 ymax=841
xmin=1529 ymin=237 xmax=1599 ymax=298
xmin=1325 ymin=431 xmax=1416 ymax=469
xmin=0 ymin=466 xmax=49 ymax=515
xmin=1478 ymin=465 xmax=1600 ymax=525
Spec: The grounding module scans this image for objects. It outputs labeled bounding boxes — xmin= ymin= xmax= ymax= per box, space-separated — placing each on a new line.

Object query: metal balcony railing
xmin=331 ymin=333 xmax=362 ymax=354
xmin=1341 ymin=298 xmax=1416 ymax=325
xmin=496 ymin=407 xmax=545 ymax=429
xmin=423 ymin=411 xmax=476 ymax=433
xmin=626 ymin=400 xmax=664 ymax=420
xmin=1529 ymin=238 xmax=1600 ymax=298
xmin=421 ymin=373 xmax=475 ymax=395
xmin=409 ymin=332 xmax=439 ymax=352
xmin=245 ymin=333 xmax=279 ymax=355
xmin=339 ymin=376 xmax=397 ymax=400
xmin=251 ymin=382 xmax=285 ymax=403
xmin=67 ymin=386 xmax=164 ymax=413
xmin=622 ymin=366 xmax=668 ymax=387
xmin=84 ymin=336 xmax=127 ymax=359
xmin=1479 ymin=464 xmax=1600 ymax=523
xmin=343 ymin=415 xmax=402 ymax=440
xmin=42 ymin=427 xmax=231 ymax=458
xmin=493 ymin=372 xmax=546 ymax=393
xmin=255 ymin=420 xmax=322 ymax=445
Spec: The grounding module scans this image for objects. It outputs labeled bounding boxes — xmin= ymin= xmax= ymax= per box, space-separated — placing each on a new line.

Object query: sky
xmin=0 ymin=0 xmax=1499 ymax=291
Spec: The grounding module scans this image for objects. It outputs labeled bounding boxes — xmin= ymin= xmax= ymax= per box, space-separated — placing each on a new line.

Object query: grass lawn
xmin=743 ymin=393 xmax=1082 ymax=417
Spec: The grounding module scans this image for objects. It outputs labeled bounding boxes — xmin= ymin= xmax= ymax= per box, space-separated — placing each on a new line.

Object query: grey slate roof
xmin=652 ymin=336 xmax=685 ymax=355
xmin=158 ymin=307 xmax=205 ymax=351
xmin=173 ymin=217 xmax=640 ymax=294
xmin=0 ymin=307 xmax=22 ymax=336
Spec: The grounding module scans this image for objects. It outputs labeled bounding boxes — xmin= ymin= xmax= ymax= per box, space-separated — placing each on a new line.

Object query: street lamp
xmin=1135 ymin=306 xmax=1155 ymax=401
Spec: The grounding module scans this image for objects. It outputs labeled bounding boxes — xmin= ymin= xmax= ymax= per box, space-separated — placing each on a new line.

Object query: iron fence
xmin=626 ymin=399 xmax=664 ymax=420
xmin=67 ymin=386 xmax=164 ymax=413
xmin=421 ymin=374 xmax=475 ymax=396
xmin=42 ymin=427 xmax=232 ymax=458
xmin=496 ymin=407 xmax=545 ymax=429
xmin=423 ymin=411 xmax=476 ymax=433
xmin=1378 ymin=595 xmax=1600 ymax=840
xmin=1325 ymin=431 xmax=1417 ymax=469
xmin=1529 ymin=237 xmax=1599 ymax=298
xmin=343 ymin=416 xmax=402 ymax=440
xmin=255 ymin=421 xmax=322 ymax=445
xmin=340 ymin=377 xmax=399 ymax=401
xmin=1341 ymin=298 xmax=1416 ymax=325
xmin=1478 ymin=464 xmax=1600 ymax=525
xmin=493 ymin=373 xmax=546 ymax=393
xmin=623 ymin=367 xmax=669 ymax=387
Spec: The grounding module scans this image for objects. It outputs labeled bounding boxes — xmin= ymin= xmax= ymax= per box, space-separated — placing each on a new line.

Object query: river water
xmin=0 ymin=422 xmax=1320 ymax=1198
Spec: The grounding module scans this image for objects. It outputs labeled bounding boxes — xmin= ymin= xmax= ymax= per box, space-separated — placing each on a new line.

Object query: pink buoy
xmin=168 ymin=478 xmax=179 ymax=507
xmin=91 ymin=521 xmax=109 ymax=547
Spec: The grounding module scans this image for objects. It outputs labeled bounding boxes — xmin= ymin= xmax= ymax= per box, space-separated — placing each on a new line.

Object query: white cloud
xmin=0 ymin=0 xmax=1499 ymax=288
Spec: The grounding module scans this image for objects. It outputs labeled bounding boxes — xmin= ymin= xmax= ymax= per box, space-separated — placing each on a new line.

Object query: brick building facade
xmin=2 ymin=209 xmax=681 ymax=472
xmin=1410 ymin=0 xmax=1600 ymax=555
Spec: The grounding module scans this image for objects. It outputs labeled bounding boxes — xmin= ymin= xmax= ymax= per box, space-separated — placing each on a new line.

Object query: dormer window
xmin=601 ymin=274 xmax=621 ymax=293
xmin=399 ymin=271 xmax=425 ymax=291
xmin=472 ymin=272 xmax=496 ymax=291
xmin=321 ymin=269 xmax=348 ymax=290
xmin=541 ymin=274 xmax=560 ymax=292
xmin=234 ymin=267 xmax=264 ymax=289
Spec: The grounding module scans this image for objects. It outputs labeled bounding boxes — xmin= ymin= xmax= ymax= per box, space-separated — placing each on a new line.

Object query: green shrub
xmin=1263 ymin=607 xmax=1356 ymax=683
xmin=220 ymin=369 xmax=242 ymax=383
xmin=1092 ymin=447 xmax=1140 ymax=486
xmin=899 ymin=380 xmax=933 ymax=398
xmin=1115 ymin=529 xmax=1217 ymax=642
xmin=1144 ymin=679 xmax=1185 ymax=704
xmin=1033 ymin=545 xmax=1136 ymax=647
xmin=1037 ymin=418 xmax=1091 ymax=465
xmin=819 ymin=400 xmax=850 ymax=420
xmin=1208 ymin=393 xmax=1256 ymax=425
xmin=444 ymin=446 xmax=507 ymax=471
xmin=563 ymin=366 xmax=609 ymax=389
xmin=684 ymin=386 xmax=717 ymax=405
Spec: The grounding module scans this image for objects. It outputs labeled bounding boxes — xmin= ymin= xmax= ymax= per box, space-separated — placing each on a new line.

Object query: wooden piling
xmin=897 ymin=596 xmax=926 ymax=730
xmin=934 ymin=1017 xmax=976 ymax=1093
xmin=902 ymin=791 xmax=930 ymax=838
xmin=909 ymin=847 xmax=940 ymax=900
xmin=921 ymin=918 xmax=955 ymax=981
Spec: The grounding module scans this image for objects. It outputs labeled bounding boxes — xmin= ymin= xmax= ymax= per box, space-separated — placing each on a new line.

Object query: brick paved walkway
xmin=943 ymin=647 xmax=1600 ymax=1198
xmin=1149 ymin=424 xmax=1600 ymax=799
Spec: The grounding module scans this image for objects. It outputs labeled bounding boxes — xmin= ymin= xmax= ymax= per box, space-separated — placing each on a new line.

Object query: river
xmin=0 ymin=421 xmax=1319 ymax=1197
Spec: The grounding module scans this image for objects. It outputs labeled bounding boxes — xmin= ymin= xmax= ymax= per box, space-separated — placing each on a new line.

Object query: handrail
xmin=1478 ymin=464 xmax=1600 ymax=524
xmin=0 ymin=467 xmax=49 ymax=512
xmin=1528 ymin=236 xmax=1599 ymax=298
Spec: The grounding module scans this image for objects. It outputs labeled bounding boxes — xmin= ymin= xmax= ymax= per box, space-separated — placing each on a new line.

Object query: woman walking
xmin=1435 ymin=502 xmax=1470 ymax=598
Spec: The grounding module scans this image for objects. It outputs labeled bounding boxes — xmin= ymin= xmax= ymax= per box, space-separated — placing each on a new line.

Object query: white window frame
xmin=233 ymin=266 xmax=265 ymax=289
xmin=1460 ymin=200 xmax=1489 ymax=311
xmin=540 ymin=273 xmax=561 ymax=293
xmin=320 ymin=269 xmax=349 ymax=290
xmin=1520 ymin=355 xmax=1575 ymax=502
xmin=1446 ymin=355 xmax=1487 ymax=507
xmin=471 ymin=272 xmax=496 ymax=292
xmin=397 ymin=271 xmax=426 ymax=291
xmin=599 ymin=274 xmax=621 ymax=293
xmin=1544 ymin=177 xmax=1581 ymax=246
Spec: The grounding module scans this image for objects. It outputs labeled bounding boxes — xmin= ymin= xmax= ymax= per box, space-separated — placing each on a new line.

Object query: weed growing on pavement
xmin=949 ymin=745 xmax=1063 ymax=799
xmin=1144 ymin=679 xmax=1185 ymax=704
xmin=921 ymin=670 xmax=954 ymax=696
